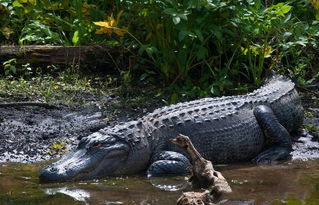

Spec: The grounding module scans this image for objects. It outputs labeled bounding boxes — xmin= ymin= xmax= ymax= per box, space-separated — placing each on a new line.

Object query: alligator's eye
xmin=91 ymin=142 xmax=102 ymax=148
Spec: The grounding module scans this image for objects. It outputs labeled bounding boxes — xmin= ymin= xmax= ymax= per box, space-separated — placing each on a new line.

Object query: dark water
xmin=0 ymin=160 xmax=318 ymax=205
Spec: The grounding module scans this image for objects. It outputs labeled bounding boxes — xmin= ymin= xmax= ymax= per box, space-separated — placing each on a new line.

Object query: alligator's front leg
xmin=147 ymin=151 xmax=191 ymax=177
xmin=253 ymin=105 xmax=292 ymax=164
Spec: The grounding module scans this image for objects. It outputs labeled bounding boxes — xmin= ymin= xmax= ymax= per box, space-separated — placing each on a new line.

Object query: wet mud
xmin=0 ymin=105 xmax=109 ymax=163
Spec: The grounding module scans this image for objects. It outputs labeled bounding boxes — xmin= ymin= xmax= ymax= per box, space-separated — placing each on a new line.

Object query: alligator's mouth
xmin=39 ymin=144 xmax=128 ymax=182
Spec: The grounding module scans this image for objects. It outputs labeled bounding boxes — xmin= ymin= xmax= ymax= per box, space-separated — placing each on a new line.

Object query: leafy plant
xmin=3 ymin=58 xmax=17 ymax=76
xmin=0 ymin=0 xmax=102 ymax=45
xmin=0 ymin=0 xmax=318 ymax=99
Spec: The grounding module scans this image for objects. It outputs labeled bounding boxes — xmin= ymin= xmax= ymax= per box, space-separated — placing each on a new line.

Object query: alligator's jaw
xmin=39 ymin=146 xmax=128 ymax=182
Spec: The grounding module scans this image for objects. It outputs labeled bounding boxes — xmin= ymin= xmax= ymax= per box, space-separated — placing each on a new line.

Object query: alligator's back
xmin=141 ymin=75 xmax=304 ymax=163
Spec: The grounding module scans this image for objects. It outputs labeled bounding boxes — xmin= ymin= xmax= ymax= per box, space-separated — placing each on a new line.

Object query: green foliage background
xmin=0 ymin=0 xmax=318 ymax=99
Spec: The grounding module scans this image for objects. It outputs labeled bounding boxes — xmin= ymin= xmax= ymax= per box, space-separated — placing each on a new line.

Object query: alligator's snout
xmin=39 ymin=165 xmax=69 ymax=182
xmin=39 ymin=135 xmax=133 ymax=182
xmin=39 ymin=147 xmax=98 ymax=182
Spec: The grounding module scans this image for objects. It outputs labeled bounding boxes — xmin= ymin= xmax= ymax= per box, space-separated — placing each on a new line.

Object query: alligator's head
xmin=39 ymin=131 xmax=150 ymax=182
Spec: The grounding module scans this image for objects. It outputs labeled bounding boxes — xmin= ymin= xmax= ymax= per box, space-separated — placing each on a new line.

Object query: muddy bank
xmin=0 ymin=105 xmax=108 ymax=163
xmin=0 ymin=86 xmax=164 ymax=163
xmin=0 ymin=88 xmax=318 ymax=163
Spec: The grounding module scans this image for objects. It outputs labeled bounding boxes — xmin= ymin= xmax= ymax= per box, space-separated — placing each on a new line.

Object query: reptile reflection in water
xmin=0 ymin=161 xmax=318 ymax=204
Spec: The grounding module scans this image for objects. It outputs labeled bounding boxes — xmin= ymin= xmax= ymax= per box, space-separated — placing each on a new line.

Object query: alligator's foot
xmin=253 ymin=105 xmax=293 ymax=164
xmin=147 ymin=151 xmax=190 ymax=177
xmin=253 ymin=146 xmax=291 ymax=164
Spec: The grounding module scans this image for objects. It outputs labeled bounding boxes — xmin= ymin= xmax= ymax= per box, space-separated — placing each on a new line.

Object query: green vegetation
xmin=0 ymin=69 xmax=105 ymax=104
xmin=306 ymin=124 xmax=318 ymax=132
xmin=0 ymin=0 xmax=318 ymax=100
xmin=50 ymin=141 xmax=66 ymax=153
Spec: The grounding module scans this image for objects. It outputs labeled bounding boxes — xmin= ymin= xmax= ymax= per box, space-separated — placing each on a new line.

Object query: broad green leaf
xmin=194 ymin=29 xmax=204 ymax=42
xmin=283 ymin=12 xmax=291 ymax=23
xmin=28 ymin=0 xmax=37 ymax=6
xmin=12 ymin=0 xmax=23 ymax=7
xmin=268 ymin=3 xmax=284 ymax=10
xmin=170 ymin=93 xmax=178 ymax=104
xmin=283 ymin=32 xmax=292 ymax=38
xmin=145 ymin=46 xmax=158 ymax=56
xmin=173 ymin=16 xmax=181 ymax=24
xmin=163 ymin=8 xmax=176 ymax=15
xmin=24 ymin=5 xmax=34 ymax=14
xmin=241 ymin=47 xmax=248 ymax=55
xmin=11 ymin=66 xmax=17 ymax=73
xmin=212 ymin=29 xmax=222 ymax=41
xmin=178 ymin=30 xmax=194 ymax=41
xmin=178 ymin=13 xmax=188 ymax=21
xmin=196 ymin=46 xmax=208 ymax=60
xmin=72 ymin=30 xmax=79 ymax=45
xmin=263 ymin=45 xmax=273 ymax=58
xmin=3 ymin=58 xmax=16 ymax=65
xmin=280 ymin=5 xmax=292 ymax=14
xmin=210 ymin=86 xmax=220 ymax=95
xmin=138 ymin=46 xmax=146 ymax=55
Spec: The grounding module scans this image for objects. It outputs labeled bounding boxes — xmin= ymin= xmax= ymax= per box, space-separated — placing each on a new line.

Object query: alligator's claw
xmin=253 ymin=146 xmax=291 ymax=164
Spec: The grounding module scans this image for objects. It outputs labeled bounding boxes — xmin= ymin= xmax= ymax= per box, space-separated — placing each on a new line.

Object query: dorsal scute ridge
xmin=97 ymin=120 xmax=144 ymax=146
xmin=98 ymin=76 xmax=296 ymax=147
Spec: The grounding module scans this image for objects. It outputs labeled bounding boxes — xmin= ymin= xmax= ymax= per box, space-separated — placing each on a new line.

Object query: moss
xmin=49 ymin=141 xmax=66 ymax=153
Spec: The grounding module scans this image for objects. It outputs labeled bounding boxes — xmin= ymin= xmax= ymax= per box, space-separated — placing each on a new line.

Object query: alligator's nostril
xmin=50 ymin=167 xmax=58 ymax=172
xmin=39 ymin=166 xmax=65 ymax=182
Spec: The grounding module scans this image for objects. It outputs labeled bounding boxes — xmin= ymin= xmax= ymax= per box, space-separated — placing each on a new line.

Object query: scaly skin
xmin=39 ymin=75 xmax=304 ymax=182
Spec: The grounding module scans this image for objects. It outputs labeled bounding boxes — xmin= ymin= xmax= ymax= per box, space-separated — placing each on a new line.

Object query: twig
xmin=296 ymin=85 xmax=319 ymax=97
xmin=0 ymin=102 xmax=57 ymax=109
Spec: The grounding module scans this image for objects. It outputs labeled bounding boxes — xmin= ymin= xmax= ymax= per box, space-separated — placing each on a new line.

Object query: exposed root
xmin=177 ymin=190 xmax=215 ymax=205
xmin=171 ymin=134 xmax=232 ymax=205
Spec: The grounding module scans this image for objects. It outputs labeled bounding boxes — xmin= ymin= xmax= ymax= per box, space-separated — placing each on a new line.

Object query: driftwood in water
xmin=170 ymin=134 xmax=232 ymax=205
xmin=0 ymin=45 xmax=121 ymax=66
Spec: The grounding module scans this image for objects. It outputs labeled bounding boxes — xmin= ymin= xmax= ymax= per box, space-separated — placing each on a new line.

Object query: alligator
xmin=39 ymin=75 xmax=304 ymax=182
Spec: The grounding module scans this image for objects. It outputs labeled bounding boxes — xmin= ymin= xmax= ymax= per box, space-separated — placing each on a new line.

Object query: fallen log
xmin=0 ymin=45 xmax=122 ymax=66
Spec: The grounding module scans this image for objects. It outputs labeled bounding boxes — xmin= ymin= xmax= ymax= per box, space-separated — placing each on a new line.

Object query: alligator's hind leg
xmin=253 ymin=105 xmax=292 ymax=164
xmin=147 ymin=151 xmax=190 ymax=178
